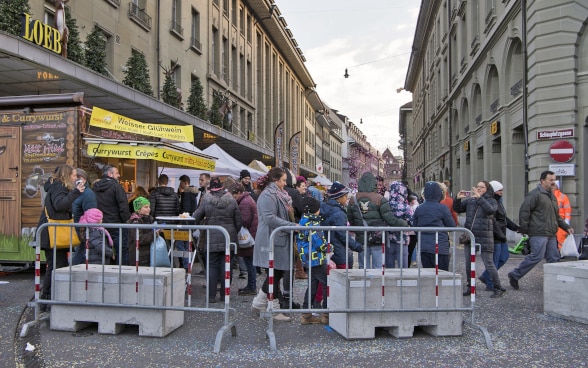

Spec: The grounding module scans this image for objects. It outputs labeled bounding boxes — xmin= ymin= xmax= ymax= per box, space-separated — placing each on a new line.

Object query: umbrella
xmin=311 ymin=176 xmax=333 ymax=186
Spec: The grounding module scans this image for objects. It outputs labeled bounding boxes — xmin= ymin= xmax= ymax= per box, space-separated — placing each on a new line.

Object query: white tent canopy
xmin=158 ymin=143 xmax=266 ymax=187
xmin=248 ymin=160 xmax=269 ymax=173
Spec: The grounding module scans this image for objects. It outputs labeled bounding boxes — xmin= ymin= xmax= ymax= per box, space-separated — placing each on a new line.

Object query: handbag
xmin=579 ymin=236 xmax=588 ymax=260
xmin=352 ymin=196 xmax=385 ymax=246
xmin=44 ymin=207 xmax=81 ymax=249
xmin=237 ymin=226 xmax=255 ymax=249
xmin=458 ymin=206 xmax=479 ymax=245
xmin=150 ymin=235 xmax=171 ymax=267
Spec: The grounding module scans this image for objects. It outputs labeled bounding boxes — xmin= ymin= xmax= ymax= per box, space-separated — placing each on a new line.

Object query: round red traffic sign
xmin=549 ymin=140 xmax=575 ymax=163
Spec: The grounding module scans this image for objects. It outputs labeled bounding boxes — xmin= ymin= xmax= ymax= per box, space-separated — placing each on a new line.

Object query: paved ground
xmin=3 ymin=251 xmax=588 ymax=368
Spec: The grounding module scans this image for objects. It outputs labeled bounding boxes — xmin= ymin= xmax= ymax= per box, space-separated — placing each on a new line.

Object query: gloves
xmin=350 ymin=242 xmax=363 ymax=253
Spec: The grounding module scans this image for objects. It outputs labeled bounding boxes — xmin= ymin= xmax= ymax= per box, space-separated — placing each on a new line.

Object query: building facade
xmin=404 ymin=0 xmax=587 ymax=228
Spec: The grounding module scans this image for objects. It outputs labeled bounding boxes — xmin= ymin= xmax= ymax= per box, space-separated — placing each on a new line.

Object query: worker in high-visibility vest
xmin=553 ymin=181 xmax=572 ymax=250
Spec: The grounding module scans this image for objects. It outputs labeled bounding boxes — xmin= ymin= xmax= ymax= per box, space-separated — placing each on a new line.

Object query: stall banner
xmin=86 ymin=143 xmax=215 ymax=171
xmin=274 ymin=121 xmax=284 ymax=168
xmin=89 ymin=107 xmax=193 ymax=142
xmin=289 ymin=131 xmax=301 ymax=176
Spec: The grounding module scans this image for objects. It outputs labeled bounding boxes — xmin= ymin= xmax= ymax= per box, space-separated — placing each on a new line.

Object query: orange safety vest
xmin=553 ymin=188 xmax=571 ymax=249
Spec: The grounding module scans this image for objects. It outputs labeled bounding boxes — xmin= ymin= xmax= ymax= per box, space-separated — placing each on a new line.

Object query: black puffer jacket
xmin=93 ymin=177 xmax=130 ymax=224
xmin=493 ymin=196 xmax=519 ymax=242
xmin=37 ymin=179 xmax=82 ymax=250
xmin=193 ymin=191 xmax=243 ymax=252
xmin=149 ymin=186 xmax=180 ymax=218
xmin=453 ymin=191 xmax=497 ymax=252
xmin=180 ymin=186 xmax=198 ymax=215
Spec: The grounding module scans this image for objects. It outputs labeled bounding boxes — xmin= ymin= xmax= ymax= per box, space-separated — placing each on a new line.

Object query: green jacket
xmin=519 ymin=184 xmax=570 ymax=236
xmin=347 ymin=172 xmax=408 ymax=244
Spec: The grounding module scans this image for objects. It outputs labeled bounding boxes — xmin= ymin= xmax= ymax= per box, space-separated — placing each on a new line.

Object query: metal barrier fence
xmin=20 ymin=222 xmax=237 ymax=353
xmin=262 ymin=225 xmax=492 ymax=351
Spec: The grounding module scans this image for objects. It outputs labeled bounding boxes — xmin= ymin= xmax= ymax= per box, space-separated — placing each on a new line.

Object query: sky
xmin=275 ymin=0 xmax=420 ymax=156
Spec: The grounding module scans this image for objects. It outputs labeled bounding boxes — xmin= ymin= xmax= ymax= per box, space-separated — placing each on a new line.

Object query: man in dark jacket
xmin=176 ymin=175 xmax=197 ymax=270
xmin=508 ymin=170 xmax=574 ymax=290
xmin=239 ymin=169 xmax=258 ymax=202
xmin=93 ymin=164 xmax=131 ymax=265
xmin=348 ymin=172 xmax=408 ymax=269
xmin=320 ymin=182 xmax=362 ymax=269
xmin=149 ymin=174 xmax=180 ymax=218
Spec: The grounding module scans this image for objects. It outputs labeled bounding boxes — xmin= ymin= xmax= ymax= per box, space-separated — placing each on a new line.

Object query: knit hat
xmin=302 ymin=196 xmax=320 ymax=214
xmin=133 ymin=196 xmax=150 ymax=212
xmin=79 ymin=208 xmax=103 ymax=224
xmin=328 ymin=181 xmax=349 ymax=200
xmin=489 ymin=180 xmax=504 ymax=192
xmin=76 ymin=168 xmax=88 ymax=180
xmin=209 ymin=177 xmax=224 ymax=192
xmin=239 ymin=169 xmax=251 ymax=180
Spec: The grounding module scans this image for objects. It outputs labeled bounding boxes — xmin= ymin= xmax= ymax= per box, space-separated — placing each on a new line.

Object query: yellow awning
xmin=83 ymin=138 xmax=216 ymax=171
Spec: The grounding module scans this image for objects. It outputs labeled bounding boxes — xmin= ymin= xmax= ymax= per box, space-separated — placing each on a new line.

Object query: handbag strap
xmin=351 ymin=196 xmax=369 ymax=227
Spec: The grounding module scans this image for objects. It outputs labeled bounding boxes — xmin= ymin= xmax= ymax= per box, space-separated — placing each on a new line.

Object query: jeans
xmin=386 ymin=242 xmax=408 ymax=268
xmin=302 ymin=263 xmax=328 ymax=309
xmin=510 ymin=236 xmax=559 ymax=280
xmin=359 ymin=245 xmax=383 ymax=269
xmin=174 ymin=240 xmax=190 ymax=270
xmin=480 ymin=242 xmax=510 ymax=289
xmin=207 ymin=251 xmax=231 ymax=299
xmin=480 ymin=250 xmax=501 ymax=289
xmin=111 ymin=227 xmax=129 ymax=266
xmin=420 ymin=252 xmax=450 ymax=271
xmin=242 ymin=255 xmax=256 ymax=290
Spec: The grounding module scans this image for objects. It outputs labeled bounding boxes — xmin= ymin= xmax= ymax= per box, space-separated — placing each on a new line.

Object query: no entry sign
xmin=549 ymin=140 xmax=574 ymax=163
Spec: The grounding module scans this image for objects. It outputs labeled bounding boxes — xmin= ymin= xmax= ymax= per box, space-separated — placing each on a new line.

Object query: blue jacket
xmin=320 ymin=199 xmax=362 ymax=267
xmin=413 ymin=182 xmax=456 ymax=255
xmin=297 ymin=214 xmax=327 ymax=267
xmin=72 ymin=184 xmax=97 ymax=223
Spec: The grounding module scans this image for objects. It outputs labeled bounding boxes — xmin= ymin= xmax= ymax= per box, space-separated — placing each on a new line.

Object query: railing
xmin=475 ymin=114 xmax=482 ymax=125
xmin=170 ymin=20 xmax=183 ymax=36
xmin=490 ymin=99 xmax=499 ymax=114
xmin=510 ymin=79 xmax=523 ymax=96
xmin=190 ymin=37 xmax=202 ymax=51
xmin=128 ymin=2 xmax=152 ymax=30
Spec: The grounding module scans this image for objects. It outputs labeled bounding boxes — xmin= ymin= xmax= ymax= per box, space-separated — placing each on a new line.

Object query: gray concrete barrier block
xmin=544 ymin=261 xmax=588 ymax=324
xmin=50 ymin=265 xmax=185 ymax=337
xmin=328 ymin=268 xmax=463 ymax=339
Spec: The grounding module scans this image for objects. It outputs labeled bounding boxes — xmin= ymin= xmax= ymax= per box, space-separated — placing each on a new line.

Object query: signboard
xmin=549 ymin=164 xmax=575 ymax=176
xmin=86 ymin=143 xmax=216 ymax=170
xmin=89 ymin=107 xmax=194 ymax=142
xmin=537 ymin=128 xmax=574 ymax=140
xmin=549 ymin=140 xmax=574 ymax=163
xmin=289 ymin=131 xmax=301 ymax=176
xmin=20 ymin=13 xmax=62 ymax=55
xmin=274 ymin=121 xmax=284 ymax=168
xmin=490 ymin=121 xmax=500 ymax=135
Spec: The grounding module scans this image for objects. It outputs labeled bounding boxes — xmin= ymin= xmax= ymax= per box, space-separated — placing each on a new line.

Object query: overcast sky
xmin=275 ymin=0 xmax=419 ymax=155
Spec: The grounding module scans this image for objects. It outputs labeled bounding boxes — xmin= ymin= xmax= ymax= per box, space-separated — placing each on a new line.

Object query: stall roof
xmin=0 ymin=33 xmax=272 ymax=164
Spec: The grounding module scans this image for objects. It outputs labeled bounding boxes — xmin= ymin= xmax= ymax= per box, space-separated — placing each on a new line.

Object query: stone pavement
xmin=3 ymin=253 xmax=588 ymax=368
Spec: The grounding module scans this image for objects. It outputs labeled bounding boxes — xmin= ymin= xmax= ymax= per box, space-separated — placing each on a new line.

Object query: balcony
xmin=470 ymin=34 xmax=480 ymax=56
xmin=484 ymin=8 xmax=496 ymax=33
xmin=170 ymin=20 xmax=184 ymax=39
xmin=475 ymin=114 xmax=482 ymax=125
xmin=490 ymin=99 xmax=500 ymax=114
xmin=510 ymin=79 xmax=523 ymax=96
xmin=190 ymin=37 xmax=202 ymax=53
xmin=128 ymin=2 xmax=152 ymax=31
xmin=104 ymin=0 xmax=120 ymax=7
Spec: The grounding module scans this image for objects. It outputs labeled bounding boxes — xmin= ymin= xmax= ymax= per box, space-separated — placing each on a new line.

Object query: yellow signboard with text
xmin=89 ymin=107 xmax=193 ymax=142
xmin=86 ymin=143 xmax=215 ymax=171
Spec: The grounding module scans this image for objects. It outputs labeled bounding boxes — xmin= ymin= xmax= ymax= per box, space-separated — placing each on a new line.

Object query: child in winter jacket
xmin=127 ymin=196 xmax=156 ymax=266
xmin=296 ymin=197 xmax=329 ymax=325
xmin=77 ymin=208 xmax=114 ymax=264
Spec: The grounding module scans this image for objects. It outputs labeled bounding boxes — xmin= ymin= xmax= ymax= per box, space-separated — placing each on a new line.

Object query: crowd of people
xmin=38 ymin=164 xmax=584 ymax=321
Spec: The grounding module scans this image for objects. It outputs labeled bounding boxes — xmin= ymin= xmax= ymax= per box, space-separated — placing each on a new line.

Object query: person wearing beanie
xmin=76 ymin=208 xmax=114 ymax=265
xmin=297 ymin=196 xmax=329 ymax=325
xmin=239 ymin=169 xmax=257 ymax=202
xmin=127 ymin=196 xmax=156 ymax=266
xmin=478 ymin=181 xmax=519 ymax=291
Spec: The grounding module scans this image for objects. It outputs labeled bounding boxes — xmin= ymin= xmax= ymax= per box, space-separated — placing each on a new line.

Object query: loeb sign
xmin=20 ymin=13 xmax=62 ymax=55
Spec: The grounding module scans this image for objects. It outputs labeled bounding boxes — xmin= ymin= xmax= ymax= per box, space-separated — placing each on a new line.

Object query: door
xmin=0 ymin=126 xmax=21 ymax=238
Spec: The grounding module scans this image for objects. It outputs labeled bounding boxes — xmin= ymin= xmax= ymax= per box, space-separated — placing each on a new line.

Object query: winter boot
xmin=279 ymin=294 xmax=301 ymax=309
xmin=272 ymin=299 xmax=291 ymax=321
xmin=491 ymin=287 xmax=505 ymax=298
xmin=251 ymin=289 xmax=268 ymax=313
xmin=300 ymin=313 xmax=322 ymax=324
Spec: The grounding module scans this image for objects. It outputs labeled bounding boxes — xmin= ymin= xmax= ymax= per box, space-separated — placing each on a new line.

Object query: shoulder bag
xmin=352 ymin=196 xmax=385 ymax=246
xmin=44 ymin=207 xmax=81 ymax=249
xmin=459 ymin=205 xmax=479 ymax=245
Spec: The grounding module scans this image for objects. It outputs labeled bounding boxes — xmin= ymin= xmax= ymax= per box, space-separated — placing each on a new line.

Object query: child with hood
xmin=127 ymin=196 xmax=156 ymax=266
xmin=412 ymin=181 xmax=456 ymax=271
xmin=78 ymin=208 xmax=114 ymax=264
xmin=387 ymin=181 xmax=414 ymax=268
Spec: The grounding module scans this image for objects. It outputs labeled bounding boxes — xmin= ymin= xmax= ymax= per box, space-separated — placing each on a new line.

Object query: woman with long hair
xmin=128 ymin=185 xmax=149 ymax=215
xmin=251 ymin=167 xmax=299 ymax=321
xmin=37 ymin=165 xmax=85 ymax=311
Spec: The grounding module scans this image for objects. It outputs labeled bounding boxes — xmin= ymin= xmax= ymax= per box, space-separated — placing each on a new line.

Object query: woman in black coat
xmin=37 ymin=165 xmax=85 ymax=309
xmin=453 ymin=180 xmax=503 ymax=297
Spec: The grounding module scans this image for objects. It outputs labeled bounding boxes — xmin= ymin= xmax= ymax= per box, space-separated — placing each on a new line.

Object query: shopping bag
xmin=560 ymin=234 xmax=579 ymax=258
xmin=237 ymin=227 xmax=255 ymax=249
xmin=45 ymin=208 xmax=80 ymax=249
xmin=150 ymin=235 xmax=171 ymax=267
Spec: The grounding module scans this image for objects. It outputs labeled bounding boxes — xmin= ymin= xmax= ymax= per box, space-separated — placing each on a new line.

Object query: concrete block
xmin=328 ymin=269 xmax=463 ymax=339
xmin=51 ymin=265 xmax=185 ymax=337
xmin=544 ymin=261 xmax=588 ymax=324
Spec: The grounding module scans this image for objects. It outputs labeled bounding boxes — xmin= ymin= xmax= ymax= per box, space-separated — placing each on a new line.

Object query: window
xmin=191 ymin=8 xmax=201 ymax=51
xmin=212 ymin=29 xmax=219 ymax=75
xmin=222 ymin=37 xmax=228 ymax=83
xmin=171 ymin=0 xmax=183 ymax=36
xmin=171 ymin=61 xmax=181 ymax=89
xmin=44 ymin=9 xmax=55 ymax=26
xmin=232 ymin=0 xmax=237 ymax=26
xmin=239 ymin=7 xmax=244 ymax=34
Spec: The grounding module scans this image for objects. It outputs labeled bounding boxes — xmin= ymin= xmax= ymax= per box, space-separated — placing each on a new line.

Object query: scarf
xmin=268 ymin=182 xmax=293 ymax=220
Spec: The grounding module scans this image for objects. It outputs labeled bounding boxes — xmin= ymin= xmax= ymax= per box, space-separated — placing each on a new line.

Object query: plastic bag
xmin=150 ymin=235 xmax=171 ymax=267
xmin=237 ymin=226 xmax=255 ymax=249
xmin=560 ymin=234 xmax=579 ymax=258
